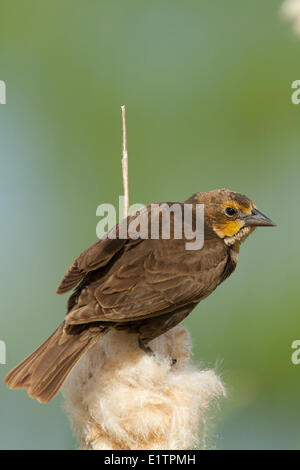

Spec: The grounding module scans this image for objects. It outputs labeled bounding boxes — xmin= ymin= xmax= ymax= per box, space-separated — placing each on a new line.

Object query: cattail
xmin=62 ymin=324 xmax=225 ymax=450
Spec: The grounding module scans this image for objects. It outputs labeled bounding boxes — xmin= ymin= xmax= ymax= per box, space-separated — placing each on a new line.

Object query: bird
xmin=4 ymin=189 xmax=275 ymax=403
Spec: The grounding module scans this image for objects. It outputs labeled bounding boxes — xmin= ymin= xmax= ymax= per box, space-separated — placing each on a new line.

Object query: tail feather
xmin=4 ymin=326 xmax=61 ymax=389
xmin=4 ymin=323 xmax=106 ymax=403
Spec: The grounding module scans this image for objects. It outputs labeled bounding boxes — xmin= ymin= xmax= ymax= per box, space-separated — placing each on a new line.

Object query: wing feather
xmin=56 ymin=237 xmax=129 ymax=294
xmin=65 ymin=238 xmax=230 ymax=326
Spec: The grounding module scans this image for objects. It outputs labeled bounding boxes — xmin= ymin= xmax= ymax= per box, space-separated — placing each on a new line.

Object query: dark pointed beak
xmin=244 ymin=208 xmax=276 ymax=227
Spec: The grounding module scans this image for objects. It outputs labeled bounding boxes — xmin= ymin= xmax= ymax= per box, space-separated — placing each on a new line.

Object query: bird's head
xmin=187 ymin=189 xmax=276 ymax=248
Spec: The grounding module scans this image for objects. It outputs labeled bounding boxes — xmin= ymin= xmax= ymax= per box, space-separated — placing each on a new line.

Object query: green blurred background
xmin=0 ymin=0 xmax=299 ymax=450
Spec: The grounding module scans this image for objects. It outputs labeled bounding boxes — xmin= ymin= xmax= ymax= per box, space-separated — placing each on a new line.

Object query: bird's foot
xmin=138 ymin=338 xmax=154 ymax=356
xmin=138 ymin=339 xmax=177 ymax=367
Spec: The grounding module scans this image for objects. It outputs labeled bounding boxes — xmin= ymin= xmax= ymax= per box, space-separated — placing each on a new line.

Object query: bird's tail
xmin=4 ymin=322 xmax=106 ymax=403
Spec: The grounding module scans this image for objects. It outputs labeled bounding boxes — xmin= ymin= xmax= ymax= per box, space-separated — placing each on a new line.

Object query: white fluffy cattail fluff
xmin=62 ymin=324 xmax=225 ymax=450
xmin=281 ymin=0 xmax=300 ymax=35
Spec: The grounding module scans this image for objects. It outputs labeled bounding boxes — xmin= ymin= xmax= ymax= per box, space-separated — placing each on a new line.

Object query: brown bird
xmin=5 ymin=189 xmax=275 ymax=402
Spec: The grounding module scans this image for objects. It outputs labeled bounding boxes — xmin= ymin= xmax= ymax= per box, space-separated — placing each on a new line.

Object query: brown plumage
xmin=5 ymin=189 xmax=275 ymax=402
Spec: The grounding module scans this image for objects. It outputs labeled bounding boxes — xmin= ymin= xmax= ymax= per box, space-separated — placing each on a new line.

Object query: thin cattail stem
xmin=121 ymin=105 xmax=129 ymax=218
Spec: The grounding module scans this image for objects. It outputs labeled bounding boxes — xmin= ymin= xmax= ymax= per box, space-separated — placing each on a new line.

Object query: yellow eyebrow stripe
xmin=221 ymin=202 xmax=252 ymax=214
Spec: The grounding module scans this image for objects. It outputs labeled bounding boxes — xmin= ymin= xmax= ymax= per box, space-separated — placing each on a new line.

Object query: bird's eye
xmin=225 ymin=207 xmax=236 ymax=217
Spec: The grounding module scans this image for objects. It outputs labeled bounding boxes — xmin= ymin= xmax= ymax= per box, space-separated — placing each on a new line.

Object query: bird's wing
xmin=56 ymin=208 xmax=155 ymax=295
xmin=57 ymin=203 xmax=184 ymax=295
xmin=65 ymin=237 xmax=230 ymax=326
xmin=56 ymin=231 xmax=136 ymax=294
